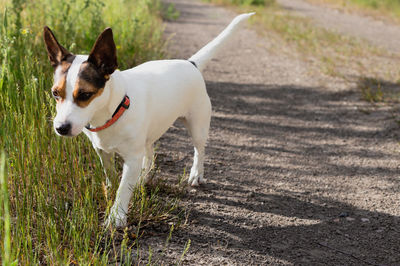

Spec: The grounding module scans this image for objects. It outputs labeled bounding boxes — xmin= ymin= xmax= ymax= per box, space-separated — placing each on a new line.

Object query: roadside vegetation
xmin=0 ymin=0 xmax=186 ymax=264
xmin=204 ymin=0 xmax=400 ymax=105
xmin=308 ymin=0 xmax=400 ymax=22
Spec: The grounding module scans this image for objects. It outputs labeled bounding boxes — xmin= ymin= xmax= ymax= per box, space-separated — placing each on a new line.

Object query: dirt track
xmin=278 ymin=0 xmax=400 ymax=53
xmin=138 ymin=0 xmax=400 ymax=264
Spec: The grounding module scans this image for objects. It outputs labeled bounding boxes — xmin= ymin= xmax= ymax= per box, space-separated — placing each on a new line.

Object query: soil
xmin=135 ymin=0 xmax=400 ymax=264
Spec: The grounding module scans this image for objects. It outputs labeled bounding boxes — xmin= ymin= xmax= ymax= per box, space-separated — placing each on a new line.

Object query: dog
xmin=43 ymin=12 xmax=254 ymax=227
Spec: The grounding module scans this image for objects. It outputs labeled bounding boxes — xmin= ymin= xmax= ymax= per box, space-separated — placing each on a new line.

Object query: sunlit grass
xmin=0 ymin=0 xmax=186 ymax=264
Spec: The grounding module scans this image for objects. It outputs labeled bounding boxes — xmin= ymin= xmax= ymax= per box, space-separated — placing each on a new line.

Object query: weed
xmin=128 ymin=178 xmax=187 ymax=229
xmin=360 ymin=82 xmax=384 ymax=103
xmin=162 ymin=3 xmax=180 ymax=21
xmin=177 ymin=239 xmax=191 ymax=265
xmin=1 ymin=151 xmax=17 ymax=266
xmin=358 ymin=77 xmax=400 ymax=103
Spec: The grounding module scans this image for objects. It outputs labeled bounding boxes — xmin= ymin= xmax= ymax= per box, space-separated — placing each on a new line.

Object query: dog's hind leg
xmin=95 ymin=148 xmax=116 ymax=187
xmin=184 ymin=98 xmax=212 ymax=186
xmin=142 ymin=143 xmax=154 ymax=181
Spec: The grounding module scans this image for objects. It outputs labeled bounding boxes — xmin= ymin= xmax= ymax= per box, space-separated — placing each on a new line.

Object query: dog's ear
xmin=87 ymin=28 xmax=118 ymax=77
xmin=43 ymin=26 xmax=71 ymax=68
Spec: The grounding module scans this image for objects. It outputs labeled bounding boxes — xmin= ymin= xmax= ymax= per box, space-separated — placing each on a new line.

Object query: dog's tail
xmin=188 ymin=12 xmax=255 ymax=72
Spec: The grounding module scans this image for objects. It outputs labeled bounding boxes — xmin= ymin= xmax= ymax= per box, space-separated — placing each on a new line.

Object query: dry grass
xmin=307 ymin=0 xmax=400 ymax=23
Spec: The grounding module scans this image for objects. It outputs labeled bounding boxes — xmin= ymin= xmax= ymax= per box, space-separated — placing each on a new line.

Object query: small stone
xmin=361 ymin=218 xmax=370 ymax=223
xmin=346 ymin=217 xmax=355 ymax=221
xmin=339 ymin=212 xmax=349 ymax=218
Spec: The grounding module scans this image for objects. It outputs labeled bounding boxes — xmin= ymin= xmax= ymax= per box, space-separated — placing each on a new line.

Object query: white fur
xmin=189 ymin=12 xmax=255 ymax=71
xmin=53 ymin=13 xmax=254 ymax=227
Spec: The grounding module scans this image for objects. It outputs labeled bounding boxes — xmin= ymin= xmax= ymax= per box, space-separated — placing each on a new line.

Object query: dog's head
xmin=43 ymin=27 xmax=118 ymax=136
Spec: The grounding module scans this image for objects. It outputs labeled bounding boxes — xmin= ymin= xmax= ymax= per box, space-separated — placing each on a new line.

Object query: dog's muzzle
xmin=56 ymin=123 xmax=71 ymax=136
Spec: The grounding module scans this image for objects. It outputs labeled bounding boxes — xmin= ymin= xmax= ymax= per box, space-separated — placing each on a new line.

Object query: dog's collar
xmin=85 ymin=95 xmax=130 ymax=132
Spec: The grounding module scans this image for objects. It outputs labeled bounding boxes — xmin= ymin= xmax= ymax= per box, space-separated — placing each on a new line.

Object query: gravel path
xmin=277 ymin=0 xmax=400 ymax=54
xmin=138 ymin=0 xmax=400 ymax=264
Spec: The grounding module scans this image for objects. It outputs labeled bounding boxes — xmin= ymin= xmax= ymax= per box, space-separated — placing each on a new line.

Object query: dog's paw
xmin=188 ymin=172 xmax=206 ymax=187
xmin=104 ymin=206 xmax=127 ymax=228
xmin=189 ymin=178 xmax=199 ymax=186
xmin=104 ymin=214 xmax=127 ymax=228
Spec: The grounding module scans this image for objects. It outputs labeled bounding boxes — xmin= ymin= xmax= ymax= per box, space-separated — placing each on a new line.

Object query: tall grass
xmin=0 ymin=0 xmax=183 ymax=264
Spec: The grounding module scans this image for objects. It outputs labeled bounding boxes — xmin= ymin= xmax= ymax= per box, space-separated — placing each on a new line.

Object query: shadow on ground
xmin=146 ymin=80 xmax=400 ymax=264
xmin=182 ymin=187 xmax=400 ymax=265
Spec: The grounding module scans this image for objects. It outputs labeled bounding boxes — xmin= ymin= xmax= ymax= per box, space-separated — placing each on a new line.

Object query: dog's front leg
xmin=106 ymin=152 xmax=144 ymax=227
xmin=95 ymin=148 xmax=116 ymax=187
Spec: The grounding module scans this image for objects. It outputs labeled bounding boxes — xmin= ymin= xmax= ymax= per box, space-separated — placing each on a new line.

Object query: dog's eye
xmin=77 ymin=92 xmax=93 ymax=101
xmin=52 ymin=90 xmax=60 ymax=100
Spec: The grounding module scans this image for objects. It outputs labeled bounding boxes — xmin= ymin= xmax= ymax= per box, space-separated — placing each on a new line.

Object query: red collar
xmin=85 ymin=95 xmax=130 ymax=132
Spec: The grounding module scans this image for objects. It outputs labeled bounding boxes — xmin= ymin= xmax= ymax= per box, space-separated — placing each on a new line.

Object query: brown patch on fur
xmin=73 ymin=62 xmax=106 ymax=108
xmin=73 ymin=80 xmax=104 ymax=108
xmin=51 ymin=56 xmax=75 ymax=102
xmin=60 ymin=55 xmax=75 ymax=73
xmin=51 ymin=74 xmax=67 ymax=101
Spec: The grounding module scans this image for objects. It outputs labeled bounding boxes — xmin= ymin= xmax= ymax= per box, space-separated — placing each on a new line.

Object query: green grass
xmin=161 ymin=2 xmax=180 ymax=21
xmin=0 ymin=0 xmax=186 ymax=264
xmin=359 ymin=78 xmax=384 ymax=103
xmin=358 ymin=77 xmax=400 ymax=103
xmin=352 ymin=0 xmax=400 ymax=11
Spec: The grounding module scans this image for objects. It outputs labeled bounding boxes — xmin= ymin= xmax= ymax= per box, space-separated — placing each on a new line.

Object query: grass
xmin=161 ymin=2 xmax=180 ymax=21
xmin=0 ymin=0 xmax=187 ymax=264
xmin=308 ymin=0 xmax=400 ymax=22
xmin=359 ymin=78 xmax=384 ymax=103
xmin=358 ymin=77 xmax=400 ymax=103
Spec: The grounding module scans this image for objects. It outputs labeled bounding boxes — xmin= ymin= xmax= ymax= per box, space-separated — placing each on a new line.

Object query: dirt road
xmin=277 ymin=0 xmax=400 ymax=53
xmin=139 ymin=0 xmax=400 ymax=264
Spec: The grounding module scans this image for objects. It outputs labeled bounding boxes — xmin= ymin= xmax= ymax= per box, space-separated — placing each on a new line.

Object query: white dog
xmin=43 ymin=12 xmax=254 ymax=227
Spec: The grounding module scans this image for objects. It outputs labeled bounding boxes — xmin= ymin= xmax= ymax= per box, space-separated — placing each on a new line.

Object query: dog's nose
xmin=56 ymin=123 xmax=71 ymax=136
